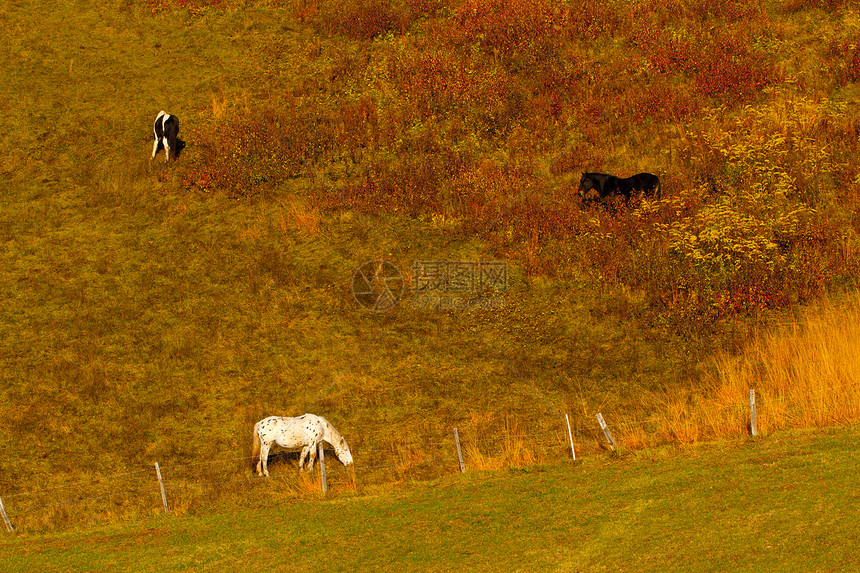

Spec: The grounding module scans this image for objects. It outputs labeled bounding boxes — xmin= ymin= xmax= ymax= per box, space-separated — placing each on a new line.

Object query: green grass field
xmin=2 ymin=0 xmax=860 ymax=561
xmin=3 ymin=428 xmax=859 ymax=571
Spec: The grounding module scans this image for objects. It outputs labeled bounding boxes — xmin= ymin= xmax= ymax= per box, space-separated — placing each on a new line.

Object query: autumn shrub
xmin=619 ymin=96 xmax=860 ymax=321
xmin=383 ymin=40 xmax=517 ymax=128
xmin=847 ymin=46 xmax=860 ymax=83
xmin=452 ymin=0 xmax=566 ymax=69
xmin=447 ymin=0 xmax=615 ymax=137
xmin=780 ymin=0 xmax=850 ymax=13
xmin=827 ymin=35 xmax=860 ymax=87
xmin=338 ymin=96 xmax=381 ymax=156
xmin=626 ymin=78 xmax=700 ymax=123
xmin=635 ymin=28 xmax=697 ymax=75
xmin=313 ymin=0 xmax=416 ymax=39
xmin=566 ymin=0 xmax=622 ymax=39
xmin=684 ymin=0 xmax=764 ymax=21
xmin=142 ymin=0 xmax=229 ymax=13
xmin=690 ymin=96 xmax=842 ymax=205
xmin=636 ymin=26 xmax=778 ymax=104
xmin=693 ymin=33 xmax=780 ymax=103
xmin=183 ymin=97 xmax=339 ymax=194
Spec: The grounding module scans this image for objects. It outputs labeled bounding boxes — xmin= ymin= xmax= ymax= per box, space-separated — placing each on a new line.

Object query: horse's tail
xmin=251 ymin=421 xmax=261 ymax=470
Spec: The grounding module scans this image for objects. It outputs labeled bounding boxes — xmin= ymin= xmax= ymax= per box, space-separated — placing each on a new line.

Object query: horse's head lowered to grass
xmin=251 ymin=414 xmax=353 ymax=477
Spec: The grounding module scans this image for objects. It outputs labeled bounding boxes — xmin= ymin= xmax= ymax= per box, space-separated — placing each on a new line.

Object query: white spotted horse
xmin=151 ymin=110 xmax=180 ymax=162
xmin=251 ymin=414 xmax=354 ymax=477
xmin=578 ymin=172 xmax=661 ymax=207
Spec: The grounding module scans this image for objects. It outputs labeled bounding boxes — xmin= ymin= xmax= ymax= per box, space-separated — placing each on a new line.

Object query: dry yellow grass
xmin=634 ymin=295 xmax=860 ymax=447
xmin=279 ymin=198 xmax=321 ymax=235
xmin=462 ymin=415 xmax=544 ymax=471
xmin=712 ymin=295 xmax=860 ymax=433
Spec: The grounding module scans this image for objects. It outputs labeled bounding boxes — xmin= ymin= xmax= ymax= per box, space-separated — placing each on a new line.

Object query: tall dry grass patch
xmin=278 ymin=198 xmax=320 ymax=235
xmin=462 ymin=413 xmax=544 ymax=470
xmin=711 ymin=296 xmax=860 ymax=433
xmin=643 ymin=296 xmax=860 ymax=445
xmin=597 ymin=295 xmax=860 ymax=450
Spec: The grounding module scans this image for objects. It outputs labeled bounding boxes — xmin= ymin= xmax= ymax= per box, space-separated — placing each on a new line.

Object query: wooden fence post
xmin=750 ymin=388 xmax=758 ymax=437
xmin=453 ymin=428 xmax=465 ymax=473
xmin=565 ymin=414 xmax=576 ymax=461
xmin=154 ymin=462 xmax=169 ymax=514
xmin=0 ymin=495 xmax=13 ymax=533
xmin=318 ymin=443 xmax=328 ymax=495
xmin=596 ymin=413 xmax=616 ymax=452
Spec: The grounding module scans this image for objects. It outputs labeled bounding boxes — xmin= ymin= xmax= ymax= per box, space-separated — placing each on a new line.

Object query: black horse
xmin=578 ymin=172 xmax=661 ymax=206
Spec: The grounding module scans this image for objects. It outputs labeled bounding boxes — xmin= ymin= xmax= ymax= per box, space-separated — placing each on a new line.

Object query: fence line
xmin=3 ymin=381 xmax=856 ymax=533
xmin=3 ymin=466 xmax=156 ymax=499
xmin=17 ymin=488 xmax=159 ymax=513
xmin=0 ymin=416 xmax=591 ymax=531
xmin=0 ymin=430 xmax=623 ymax=518
xmin=163 ymin=475 xmax=269 ymax=491
xmin=159 ymin=455 xmax=257 ymax=470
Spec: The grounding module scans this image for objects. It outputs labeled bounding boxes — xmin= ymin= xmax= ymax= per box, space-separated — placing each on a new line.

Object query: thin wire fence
xmin=2 ymin=380 xmax=857 ymax=534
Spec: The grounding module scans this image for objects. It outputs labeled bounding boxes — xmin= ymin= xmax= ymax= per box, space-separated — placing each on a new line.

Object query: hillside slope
xmin=2 ymin=0 xmax=860 ymax=531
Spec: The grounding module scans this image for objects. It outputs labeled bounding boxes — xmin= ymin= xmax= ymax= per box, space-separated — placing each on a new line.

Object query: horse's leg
xmin=151 ymin=138 xmax=160 ymax=160
xmin=299 ymin=446 xmax=310 ymax=472
xmin=255 ymin=447 xmax=265 ymax=476
xmin=259 ymin=442 xmax=271 ymax=477
xmin=306 ymin=443 xmax=318 ymax=472
xmin=168 ymin=131 xmax=178 ymax=161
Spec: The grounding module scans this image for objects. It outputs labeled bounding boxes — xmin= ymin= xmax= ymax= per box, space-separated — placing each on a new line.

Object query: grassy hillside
xmin=3 ymin=429 xmax=859 ymax=571
xmin=2 ymin=0 xmax=860 ymax=532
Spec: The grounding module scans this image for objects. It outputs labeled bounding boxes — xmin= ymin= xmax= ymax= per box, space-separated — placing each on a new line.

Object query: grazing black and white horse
xmin=578 ymin=172 xmax=661 ymax=206
xmin=151 ymin=110 xmax=179 ymax=162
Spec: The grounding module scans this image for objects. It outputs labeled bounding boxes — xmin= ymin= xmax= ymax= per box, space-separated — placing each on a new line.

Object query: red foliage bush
xmin=636 ymin=28 xmax=778 ymax=104
xmin=452 ymin=0 xmax=566 ymax=67
xmin=849 ymin=48 xmax=860 ymax=83
xmin=314 ymin=0 xmax=415 ymax=39
xmin=686 ymin=0 xmax=764 ymax=22
xmin=780 ymin=0 xmax=849 ymax=12
xmin=636 ymin=31 xmax=696 ymax=75
xmin=693 ymin=33 xmax=780 ymax=102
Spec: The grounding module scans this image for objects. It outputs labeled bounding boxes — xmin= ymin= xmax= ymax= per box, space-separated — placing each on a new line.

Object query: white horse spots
xmin=251 ymin=414 xmax=353 ymax=477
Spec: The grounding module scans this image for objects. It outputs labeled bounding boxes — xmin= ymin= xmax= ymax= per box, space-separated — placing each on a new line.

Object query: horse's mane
xmin=317 ymin=415 xmax=342 ymax=443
